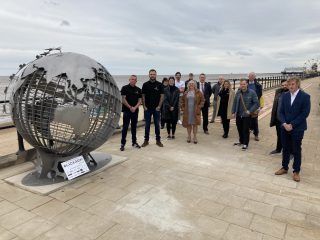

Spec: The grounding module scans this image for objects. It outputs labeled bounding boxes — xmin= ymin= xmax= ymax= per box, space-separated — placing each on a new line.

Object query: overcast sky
xmin=0 ymin=0 xmax=320 ymax=75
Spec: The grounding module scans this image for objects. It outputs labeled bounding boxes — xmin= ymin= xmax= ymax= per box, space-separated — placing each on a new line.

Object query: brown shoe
xmin=275 ymin=168 xmax=288 ymax=175
xmin=293 ymin=172 xmax=300 ymax=182
xmin=156 ymin=141 xmax=164 ymax=147
xmin=254 ymin=136 xmax=260 ymax=141
xmin=141 ymin=141 xmax=149 ymax=147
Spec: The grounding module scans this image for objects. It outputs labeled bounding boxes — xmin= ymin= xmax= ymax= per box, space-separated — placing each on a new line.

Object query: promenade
xmin=0 ymin=77 xmax=319 ymax=240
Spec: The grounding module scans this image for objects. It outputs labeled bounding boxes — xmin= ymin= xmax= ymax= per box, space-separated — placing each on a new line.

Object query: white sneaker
xmin=178 ymin=120 xmax=182 ymax=125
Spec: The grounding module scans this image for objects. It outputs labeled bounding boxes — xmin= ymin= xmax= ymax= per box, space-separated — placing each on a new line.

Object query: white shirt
xmin=290 ymin=89 xmax=300 ymax=105
xmin=175 ymin=80 xmax=185 ymax=96
xmin=200 ymin=82 xmax=205 ymax=93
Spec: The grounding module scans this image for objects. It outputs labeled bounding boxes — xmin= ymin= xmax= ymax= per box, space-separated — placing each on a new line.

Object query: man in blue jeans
xmin=120 ymin=75 xmax=142 ymax=151
xmin=141 ymin=69 xmax=164 ymax=147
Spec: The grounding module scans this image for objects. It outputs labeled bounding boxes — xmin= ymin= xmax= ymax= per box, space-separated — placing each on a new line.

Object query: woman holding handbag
xmin=181 ymin=80 xmax=205 ymax=144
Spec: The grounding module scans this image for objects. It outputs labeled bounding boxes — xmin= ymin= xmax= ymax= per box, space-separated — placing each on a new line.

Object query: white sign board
xmin=61 ymin=156 xmax=90 ymax=180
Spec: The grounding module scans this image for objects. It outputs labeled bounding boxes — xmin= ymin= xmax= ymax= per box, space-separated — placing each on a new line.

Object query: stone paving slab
xmin=4 ymin=154 xmax=127 ymax=195
xmin=0 ymin=77 xmax=319 ymax=239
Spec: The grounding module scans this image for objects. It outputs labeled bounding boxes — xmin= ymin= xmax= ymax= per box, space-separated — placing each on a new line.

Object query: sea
xmin=0 ymin=73 xmax=282 ymax=101
xmin=0 ymin=72 xmax=282 ymax=117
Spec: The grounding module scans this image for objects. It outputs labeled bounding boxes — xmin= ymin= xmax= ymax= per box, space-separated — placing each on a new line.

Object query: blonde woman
xmin=216 ymin=80 xmax=235 ymax=138
xmin=181 ymin=80 xmax=205 ymax=143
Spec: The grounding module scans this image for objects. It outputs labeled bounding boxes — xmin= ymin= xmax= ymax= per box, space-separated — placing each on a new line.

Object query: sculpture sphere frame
xmin=9 ymin=52 xmax=121 ymax=178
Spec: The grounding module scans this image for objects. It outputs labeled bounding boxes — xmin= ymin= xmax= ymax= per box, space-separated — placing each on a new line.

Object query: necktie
xmin=201 ymin=83 xmax=204 ymax=93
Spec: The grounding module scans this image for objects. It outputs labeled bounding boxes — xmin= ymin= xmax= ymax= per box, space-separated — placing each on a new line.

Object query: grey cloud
xmin=60 ymin=20 xmax=70 ymax=27
xmin=236 ymin=50 xmax=253 ymax=56
xmin=275 ymin=52 xmax=293 ymax=58
xmin=43 ymin=0 xmax=59 ymax=6
xmin=1 ymin=0 xmax=320 ymax=75
xmin=134 ymin=48 xmax=154 ymax=56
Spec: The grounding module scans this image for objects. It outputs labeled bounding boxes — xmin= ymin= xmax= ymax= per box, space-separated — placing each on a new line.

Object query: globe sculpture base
xmin=35 ymin=150 xmax=99 ymax=179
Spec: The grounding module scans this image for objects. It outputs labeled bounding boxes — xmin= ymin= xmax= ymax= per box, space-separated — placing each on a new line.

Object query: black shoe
xmin=120 ymin=145 xmax=125 ymax=151
xmin=233 ymin=142 xmax=241 ymax=146
xmin=204 ymin=131 xmax=209 ymax=135
xmin=156 ymin=141 xmax=164 ymax=147
xmin=242 ymin=145 xmax=248 ymax=150
xmin=132 ymin=143 xmax=141 ymax=149
xmin=269 ymin=150 xmax=281 ymax=155
xmin=141 ymin=141 xmax=149 ymax=147
xmin=167 ymin=135 xmax=172 ymax=139
xmin=222 ymin=134 xmax=228 ymax=138
xmin=171 ymin=136 xmax=175 ymax=139
xmin=161 ymin=126 xmax=164 ymax=129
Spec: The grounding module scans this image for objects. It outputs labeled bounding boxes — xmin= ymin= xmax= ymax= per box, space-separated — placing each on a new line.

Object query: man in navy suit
xmin=198 ymin=73 xmax=212 ymax=134
xmin=275 ymin=76 xmax=311 ymax=182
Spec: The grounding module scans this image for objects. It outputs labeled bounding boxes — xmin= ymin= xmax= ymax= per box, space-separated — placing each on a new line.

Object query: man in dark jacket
xmin=275 ymin=76 xmax=310 ymax=182
xmin=232 ymin=79 xmax=259 ymax=150
xmin=269 ymin=79 xmax=288 ymax=154
xmin=199 ymin=73 xmax=212 ymax=134
xmin=247 ymin=72 xmax=262 ymax=141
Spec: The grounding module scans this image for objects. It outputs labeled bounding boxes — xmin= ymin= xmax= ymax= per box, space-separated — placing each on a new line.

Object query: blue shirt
xmin=248 ymin=82 xmax=256 ymax=93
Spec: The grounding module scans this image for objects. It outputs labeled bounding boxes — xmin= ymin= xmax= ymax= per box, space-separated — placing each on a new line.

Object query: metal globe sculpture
xmin=9 ymin=52 xmax=121 ymax=178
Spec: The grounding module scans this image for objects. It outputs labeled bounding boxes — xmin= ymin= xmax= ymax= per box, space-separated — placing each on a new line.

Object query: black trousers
xmin=250 ymin=116 xmax=259 ymax=136
xmin=121 ymin=111 xmax=138 ymax=146
xmin=275 ymin=121 xmax=282 ymax=152
xmin=201 ymin=102 xmax=209 ymax=132
xmin=282 ymin=129 xmax=304 ymax=173
xmin=221 ymin=115 xmax=230 ymax=135
xmin=166 ymin=120 xmax=177 ymax=136
xmin=236 ymin=116 xmax=251 ymax=146
xmin=161 ymin=117 xmax=165 ymax=128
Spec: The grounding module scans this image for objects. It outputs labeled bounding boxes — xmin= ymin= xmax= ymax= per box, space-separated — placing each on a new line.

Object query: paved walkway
xmin=0 ymin=77 xmax=319 ymax=240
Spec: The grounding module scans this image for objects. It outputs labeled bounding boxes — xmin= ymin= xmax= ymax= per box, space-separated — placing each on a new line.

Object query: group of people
xmin=120 ymin=69 xmax=311 ymax=182
xmin=120 ymin=69 xmax=263 ymax=148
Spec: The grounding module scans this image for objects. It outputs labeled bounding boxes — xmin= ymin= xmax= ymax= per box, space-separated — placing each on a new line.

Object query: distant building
xmin=281 ymin=67 xmax=306 ymax=74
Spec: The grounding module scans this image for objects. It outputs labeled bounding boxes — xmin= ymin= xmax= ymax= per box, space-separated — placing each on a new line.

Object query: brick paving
xmin=0 ymin=77 xmax=319 ymax=240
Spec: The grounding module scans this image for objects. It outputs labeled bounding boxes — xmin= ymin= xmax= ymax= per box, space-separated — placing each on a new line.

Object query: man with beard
xmin=141 ymin=69 xmax=164 ymax=147
xmin=269 ymin=79 xmax=289 ymax=154
xmin=232 ymin=79 xmax=259 ymax=150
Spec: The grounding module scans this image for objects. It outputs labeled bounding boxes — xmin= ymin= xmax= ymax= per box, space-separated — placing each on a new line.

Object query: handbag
xmin=240 ymin=93 xmax=259 ymax=118
xmin=259 ymin=95 xmax=265 ymax=108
